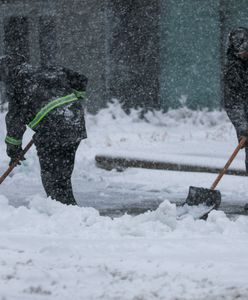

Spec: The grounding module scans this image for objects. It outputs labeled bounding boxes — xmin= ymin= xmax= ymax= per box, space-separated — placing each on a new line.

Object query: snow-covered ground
xmin=0 ymin=101 xmax=248 ymax=299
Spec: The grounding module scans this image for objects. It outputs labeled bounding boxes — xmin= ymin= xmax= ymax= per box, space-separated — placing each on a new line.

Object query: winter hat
xmin=229 ymin=27 xmax=248 ymax=54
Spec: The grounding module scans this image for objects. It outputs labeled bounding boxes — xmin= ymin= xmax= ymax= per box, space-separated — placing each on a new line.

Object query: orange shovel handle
xmin=0 ymin=139 xmax=34 ymax=185
xmin=210 ymin=137 xmax=247 ymax=190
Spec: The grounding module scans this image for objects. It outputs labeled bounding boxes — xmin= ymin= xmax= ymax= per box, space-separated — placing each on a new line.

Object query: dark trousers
xmin=246 ymin=147 xmax=248 ymax=173
xmin=35 ymin=141 xmax=80 ymax=205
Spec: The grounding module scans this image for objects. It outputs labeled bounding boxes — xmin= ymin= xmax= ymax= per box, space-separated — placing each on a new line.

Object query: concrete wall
xmin=57 ymin=0 xmax=109 ymax=112
xmin=160 ymin=0 xmax=221 ymax=110
xmin=108 ymin=0 xmax=160 ymax=110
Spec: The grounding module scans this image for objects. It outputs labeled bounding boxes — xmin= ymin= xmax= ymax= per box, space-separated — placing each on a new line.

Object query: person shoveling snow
xmin=0 ymin=53 xmax=87 ymax=205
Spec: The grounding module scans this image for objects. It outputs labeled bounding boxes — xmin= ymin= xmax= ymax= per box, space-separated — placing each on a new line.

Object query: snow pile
xmin=0 ymin=101 xmax=234 ymax=163
xmin=1 ymin=194 xmax=248 ymax=299
xmin=85 ymin=101 xmax=234 ymax=150
xmin=1 ymin=103 xmax=248 ymax=299
xmin=0 ymin=195 xmax=176 ymax=237
xmin=1 ymin=194 xmax=248 ymax=238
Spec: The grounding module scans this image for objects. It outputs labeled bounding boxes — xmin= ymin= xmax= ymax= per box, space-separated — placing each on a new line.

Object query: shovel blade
xmin=186 ymin=186 xmax=221 ymax=208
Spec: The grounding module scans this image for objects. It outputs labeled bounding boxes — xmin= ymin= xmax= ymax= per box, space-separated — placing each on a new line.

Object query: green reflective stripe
xmin=5 ymin=136 xmax=22 ymax=146
xmin=28 ymin=93 xmax=80 ymax=129
xmin=73 ymin=90 xmax=86 ymax=99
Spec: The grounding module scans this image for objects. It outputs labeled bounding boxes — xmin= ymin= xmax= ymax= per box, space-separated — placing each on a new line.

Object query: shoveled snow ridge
xmin=1 ymin=195 xmax=248 ymax=300
xmin=1 ymin=195 xmax=248 ymax=237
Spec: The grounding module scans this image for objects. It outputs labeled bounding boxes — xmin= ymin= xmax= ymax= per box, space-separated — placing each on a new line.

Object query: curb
xmin=95 ymin=155 xmax=247 ymax=176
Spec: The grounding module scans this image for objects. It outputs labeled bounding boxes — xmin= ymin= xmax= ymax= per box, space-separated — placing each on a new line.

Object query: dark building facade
xmin=0 ymin=0 xmax=248 ymax=112
xmin=0 ymin=0 xmax=110 ymax=112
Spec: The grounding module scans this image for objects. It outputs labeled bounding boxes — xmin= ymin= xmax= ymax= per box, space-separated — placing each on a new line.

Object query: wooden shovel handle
xmin=210 ymin=137 xmax=247 ymax=190
xmin=0 ymin=139 xmax=34 ymax=185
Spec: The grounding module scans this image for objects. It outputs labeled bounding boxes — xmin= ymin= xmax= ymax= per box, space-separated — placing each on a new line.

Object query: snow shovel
xmin=185 ymin=137 xmax=247 ymax=219
xmin=0 ymin=139 xmax=34 ymax=185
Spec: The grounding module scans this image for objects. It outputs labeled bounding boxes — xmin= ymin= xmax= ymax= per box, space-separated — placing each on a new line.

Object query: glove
xmin=6 ymin=144 xmax=26 ymax=166
xmin=238 ymin=129 xmax=248 ymax=149
xmin=238 ymin=137 xmax=247 ymax=149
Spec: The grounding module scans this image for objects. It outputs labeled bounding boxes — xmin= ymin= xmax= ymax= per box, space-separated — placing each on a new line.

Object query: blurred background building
xmin=0 ymin=0 xmax=247 ymax=112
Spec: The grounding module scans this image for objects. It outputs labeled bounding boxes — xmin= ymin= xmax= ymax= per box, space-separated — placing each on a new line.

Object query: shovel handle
xmin=210 ymin=137 xmax=247 ymax=190
xmin=0 ymin=139 xmax=34 ymax=185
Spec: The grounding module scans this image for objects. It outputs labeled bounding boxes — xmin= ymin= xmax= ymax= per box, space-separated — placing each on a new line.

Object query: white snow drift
xmin=0 ymin=102 xmax=248 ymax=300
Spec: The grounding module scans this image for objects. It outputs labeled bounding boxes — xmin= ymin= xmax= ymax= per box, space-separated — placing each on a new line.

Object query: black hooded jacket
xmin=0 ymin=55 xmax=88 ymax=146
xmin=224 ymin=28 xmax=248 ymax=138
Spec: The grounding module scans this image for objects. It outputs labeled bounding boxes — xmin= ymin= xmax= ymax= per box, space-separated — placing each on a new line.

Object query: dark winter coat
xmin=224 ymin=28 xmax=248 ymax=138
xmin=0 ymin=55 xmax=88 ymax=146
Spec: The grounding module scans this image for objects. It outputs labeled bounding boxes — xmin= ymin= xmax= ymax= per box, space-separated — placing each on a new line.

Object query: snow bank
xmin=1 ymin=194 xmax=248 ymax=238
xmin=1 ymin=194 xmax=248 ymax=299
xmin=0 ymin=101 xmax=235 ymax=166
xmin=85 ymin=101 xmax=233 ymax=150
xmin=1 ymin=103 xmax=248 ymax=299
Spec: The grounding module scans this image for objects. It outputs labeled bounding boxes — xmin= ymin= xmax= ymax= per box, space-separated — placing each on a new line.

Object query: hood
xmin=226 ymin=27 xmax=248 ymax=63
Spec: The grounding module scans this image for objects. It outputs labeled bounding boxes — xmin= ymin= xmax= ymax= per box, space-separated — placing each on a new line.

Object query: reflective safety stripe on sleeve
xmin=5 ymin=136 xmax=22 ymax=146
xmin=28 ymin=91 xmax=86 ymax=130
xmin=73 ymin=90 xmax=86 ymax=99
